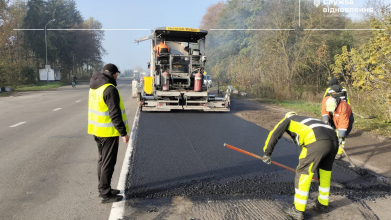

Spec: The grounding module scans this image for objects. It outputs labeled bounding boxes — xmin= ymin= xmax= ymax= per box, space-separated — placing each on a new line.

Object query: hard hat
xmin=285 ymin=111 xmax=297 ymax=118
xmin=326 ymin=97 xmax=337 ymax=112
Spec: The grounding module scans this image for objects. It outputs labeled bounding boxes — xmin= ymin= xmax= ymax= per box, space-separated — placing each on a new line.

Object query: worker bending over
xmin=262 ymin=112 xmax=338 ymax=220
xmin=322 ymin=96 xmax=354 ymax=159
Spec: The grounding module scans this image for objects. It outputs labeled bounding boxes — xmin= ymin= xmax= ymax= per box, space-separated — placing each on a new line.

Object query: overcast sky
xmin=75 ymin=0 xmax=373 ymax=73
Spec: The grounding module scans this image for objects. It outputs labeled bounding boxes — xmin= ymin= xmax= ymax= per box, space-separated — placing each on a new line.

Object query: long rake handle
xmin=341 ymin=147 xmax=356 ymax=168
xmin=224 ymin=143 xmax=320 ymax=182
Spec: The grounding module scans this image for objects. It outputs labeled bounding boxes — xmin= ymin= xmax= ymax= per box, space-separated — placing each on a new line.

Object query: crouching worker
xmin=322 ymin=96 xmax=354 ymax=159
xmin=262 ymin=112 xmax=338 ymax=220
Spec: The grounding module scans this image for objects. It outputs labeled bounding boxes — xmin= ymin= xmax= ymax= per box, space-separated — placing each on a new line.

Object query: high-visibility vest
xmin=88 ymin=83 xmax=129 ymax=137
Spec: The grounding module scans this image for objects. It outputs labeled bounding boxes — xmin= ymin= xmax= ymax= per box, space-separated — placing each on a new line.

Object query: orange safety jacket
xmin=154 ymin=42 xmax=169 ymax=57
xmin=321 ymin=97 xmax=353 ymax=138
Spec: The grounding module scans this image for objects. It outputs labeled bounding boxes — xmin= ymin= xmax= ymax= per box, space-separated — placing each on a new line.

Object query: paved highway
xmin=122 ymin=102 xmax=391 ymax=219
xmin=0 ymin=78 xmax=138 ymax=220
xmin=1 ymin=79 xmax=390 ymax=220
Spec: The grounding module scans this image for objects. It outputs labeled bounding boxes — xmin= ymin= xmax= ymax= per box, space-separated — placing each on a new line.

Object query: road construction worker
xmin=262 ymin=112 xmax=338 ymax=220
xmin=322 ymin=96 xmax=354 ymax=160
xmin=324 ymin=78 xmax=350 ymax=105
xmin=154 ymin=41 xmax=170 ymax=57
xmin=88 ymin=63 xmax=130 ymax=203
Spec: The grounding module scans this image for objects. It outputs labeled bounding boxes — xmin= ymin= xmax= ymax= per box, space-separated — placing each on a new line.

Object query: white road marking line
xmin=76 ymin=100 xmax=81 ymax=102
xmin=53 ymin=108 xmax=62 ymax=111
xmin=10 ymin=122 xmax=26 ymax=127
xmin=108 ymin=106 xmax=140 ymax=220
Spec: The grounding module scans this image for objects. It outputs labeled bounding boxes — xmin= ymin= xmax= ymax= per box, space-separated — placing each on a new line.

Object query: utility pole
xmin=45 ymin=19 xmax=55 ymax=82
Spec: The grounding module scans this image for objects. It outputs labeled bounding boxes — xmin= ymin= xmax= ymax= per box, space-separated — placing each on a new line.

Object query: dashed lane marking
xmin=76 ymin=100 xmax=81 ymax=102
xmin=53 ymin=108 xmax=62 ymax=111
xmin=10 ymin=122 xmax=26 ymax=127
xmin=108 ymin=106 xmax=140 ymax=220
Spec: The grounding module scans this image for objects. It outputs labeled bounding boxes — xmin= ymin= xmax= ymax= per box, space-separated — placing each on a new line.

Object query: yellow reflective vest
xmin=263 ymin=115 xmax=337 ymax=156
xmin=88 ymin=83 xmax=129 ymax=137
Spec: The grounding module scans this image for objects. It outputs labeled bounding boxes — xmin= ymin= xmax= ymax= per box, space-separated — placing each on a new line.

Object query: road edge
xmin=108 ymin=106 xmax=140 ymax=220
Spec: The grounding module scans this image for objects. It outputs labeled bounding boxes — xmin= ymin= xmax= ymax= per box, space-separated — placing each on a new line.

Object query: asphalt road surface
xmin=1 ymin=79 xmax=390 ymax=220
xmin=0 ymin=78 xmax=138 ymax=220
xmin=123 ymin=102 xmax=391 ymax=219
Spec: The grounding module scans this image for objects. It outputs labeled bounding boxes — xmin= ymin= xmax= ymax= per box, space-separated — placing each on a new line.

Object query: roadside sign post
xmin=45 ymin=65 xmax=51 ymax=83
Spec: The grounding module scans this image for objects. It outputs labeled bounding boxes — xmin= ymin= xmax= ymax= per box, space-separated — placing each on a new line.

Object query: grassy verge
xmin=15 ymin=81 xmax=69 ymax=91
xmin=0 ymin=92 xmax=14 ymax=97
xmin=241 ymin=97 xmax=391 ymax=138
xmin=0 ymin=81 xmax=69 ymax=97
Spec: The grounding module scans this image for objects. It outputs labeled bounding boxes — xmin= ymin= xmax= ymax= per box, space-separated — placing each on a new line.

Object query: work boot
xmin=283 ymin=205 xmax=304 ymax=220
xmin=97 ymin=189 xmax=120 ymax=197
xmin=335 ymin=154 xmax=342 ymax=160
xmin=307 ymin=200 xmax=329 ymax=213
xmin=110 ymin=189 xmax=120 ymax=195
xmin=100 ymin=193 xmax=123 ymax=204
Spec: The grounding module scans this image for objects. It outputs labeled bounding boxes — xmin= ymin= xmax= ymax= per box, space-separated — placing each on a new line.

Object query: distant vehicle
xmin=204 ymin=75 xmax=212 ymax=88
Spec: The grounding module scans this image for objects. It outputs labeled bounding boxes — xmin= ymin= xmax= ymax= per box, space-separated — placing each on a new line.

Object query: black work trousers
xmin=294 ymin=139 xmax=338 ymax=211
xmin=94 ymin=136 xmax=119 ymax=196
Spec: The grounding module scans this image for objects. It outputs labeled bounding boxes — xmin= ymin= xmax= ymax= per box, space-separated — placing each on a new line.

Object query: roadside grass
xmin=236 ymin=96 xmax=391 ymax=138
xmin=259 ymin=99 xmax=321 ymax=118
xmin=0 ymin=92 xmax=14 ymax=97
xmin=0 ymin=81 xmax=70 ymax=97
xmin=15 ymin=81 xmax=69 ymax=91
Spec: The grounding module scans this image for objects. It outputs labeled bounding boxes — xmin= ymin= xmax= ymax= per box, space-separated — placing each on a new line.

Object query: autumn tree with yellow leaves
xmin=332 ymin=7 xmax=391 ymax=120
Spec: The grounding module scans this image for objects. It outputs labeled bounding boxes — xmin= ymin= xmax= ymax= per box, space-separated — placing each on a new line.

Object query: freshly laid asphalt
xmin=124 ymin=104 xmax=391 ymax=219
xmin=126 ymin=109 xmax=362 ymax=198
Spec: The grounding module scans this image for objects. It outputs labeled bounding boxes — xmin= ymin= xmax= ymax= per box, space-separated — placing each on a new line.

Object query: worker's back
xmin=286 ymin=115 xmax=338 ymax=145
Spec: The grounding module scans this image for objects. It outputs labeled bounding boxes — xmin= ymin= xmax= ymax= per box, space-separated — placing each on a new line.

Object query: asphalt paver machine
xmin=135 ymin=27 xmax=233 ymax=112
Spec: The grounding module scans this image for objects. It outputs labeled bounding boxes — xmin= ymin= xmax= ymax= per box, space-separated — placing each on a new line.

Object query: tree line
xmin=0 ymin=0 xmax=105 ymax=86
xmin=201 ymin=0 xmax=391 ymax=121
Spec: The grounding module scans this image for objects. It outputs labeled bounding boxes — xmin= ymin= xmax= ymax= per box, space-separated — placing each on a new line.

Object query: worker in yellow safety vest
xmin=262 ymin=112 xmax=338 ymax=220
xmin=88 ymin=63 xmax=129 ymax=204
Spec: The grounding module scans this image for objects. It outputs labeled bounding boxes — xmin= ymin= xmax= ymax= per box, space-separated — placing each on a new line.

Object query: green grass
xmin=259 ymin=99 xmax=322 ymax=117
xmin=352 ymin=117 xmax=391 ymax=138
xmin=0 ymin=92 xmax=14 ymax=97
xmin=15 ymin=81 xmax=68 ymax=91
xmin=243 ymin=97 xmax=391 ymax=138
xmin=0 ymin=82 xmax=69 ymax=97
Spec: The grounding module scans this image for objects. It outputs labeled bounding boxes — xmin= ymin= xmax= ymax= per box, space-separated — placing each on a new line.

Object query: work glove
xmin=338 ymin=137 xmax=345 ymax=148
xmin=263 ymin=155 xmax=272 ymax=165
